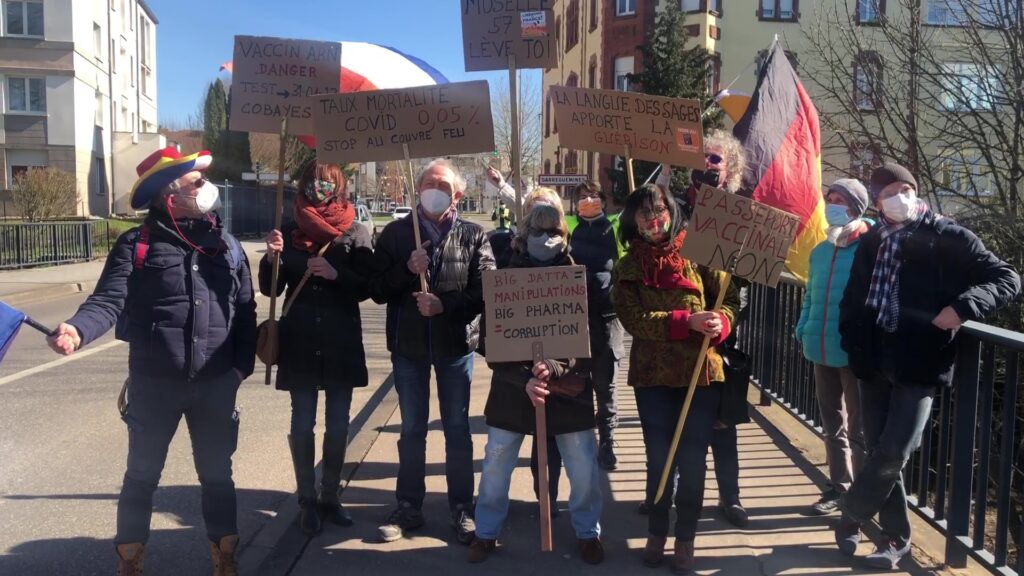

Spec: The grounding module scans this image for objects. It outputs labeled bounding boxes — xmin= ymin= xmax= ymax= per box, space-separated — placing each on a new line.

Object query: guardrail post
xmin=946 ymin=335 xmax=980 ymax=568
xmin=759 ymin=285 xmax=779 ymax=406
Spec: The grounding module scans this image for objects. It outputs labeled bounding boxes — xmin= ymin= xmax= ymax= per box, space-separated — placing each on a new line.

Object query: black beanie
xmin=869 ymin=163 xmax=918 ymax=201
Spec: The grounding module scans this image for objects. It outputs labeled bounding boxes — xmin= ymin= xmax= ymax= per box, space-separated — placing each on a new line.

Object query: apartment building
xmin=0 ymin=0 xmax=162 ymax=217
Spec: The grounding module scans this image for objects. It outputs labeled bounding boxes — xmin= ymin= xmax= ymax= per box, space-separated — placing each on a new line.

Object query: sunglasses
xmin=178 ymin=177 xmax=207 ymax=191
xmin=705 ymin=153 xmax=723 ymax=166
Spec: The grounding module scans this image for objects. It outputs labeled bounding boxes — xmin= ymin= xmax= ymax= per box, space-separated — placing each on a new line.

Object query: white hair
xmin=416 ymin=158 xmax=466 ymax=194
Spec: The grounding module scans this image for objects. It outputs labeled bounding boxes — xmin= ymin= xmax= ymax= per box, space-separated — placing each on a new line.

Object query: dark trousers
xmin=712 ymin=425 xmax=740 ymax=504
xmin=635 ymin=384 xmax=721 ymax=540
xmin=391 ymin=352 xmax=474 ymax=510
xmin=289 ymin=386 xmax=353 ymax=440
xmin=841 ymin=373 xmax=935 ymax=545
xmin=116 ymin=370 xmax=241 ymax=544
xmin=592 ymin=318 xmax=623 ymax=438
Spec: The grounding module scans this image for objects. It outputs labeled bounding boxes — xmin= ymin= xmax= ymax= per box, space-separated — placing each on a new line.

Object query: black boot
xmin=318 ymin=434 xmax=353 ymax=527
xmin=288 ymin=434 xmax=322 ymax=536
xmin=597 ymin=429 xmax=618 ymax=471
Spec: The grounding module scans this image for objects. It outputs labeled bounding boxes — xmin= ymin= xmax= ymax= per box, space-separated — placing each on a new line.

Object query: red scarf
xmin=630 ymin=231 xmax=697 ymax=290
xmin=291 ymin=194 xmax=355 ymax=253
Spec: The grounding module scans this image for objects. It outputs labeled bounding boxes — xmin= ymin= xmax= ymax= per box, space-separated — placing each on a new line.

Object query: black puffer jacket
xmin=368 ymin=214 xmax=495 ymax=361
xmin=839 ymin=213 xmax=1020 ymax=387
xmin=484 ymin=249 xmax=595 ymax=436
xmin=68 ymin=212 xmax=257 ymax=381
xmin=259 ymin=222 xmax=374 ymax=391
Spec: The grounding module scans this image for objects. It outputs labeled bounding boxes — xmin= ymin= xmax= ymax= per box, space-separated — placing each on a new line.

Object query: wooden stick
xmin=402 ymin=144 xmax=429 ymax=294
xmin=509 ymin=53 xmax=524 ymax=225
xmin=264 ymin=117 xmax=288 ymax=386
xmin=532 ymin=341 xmax=554 ymax=552
xmin=624 ymin=145 xmax=636 ymax=193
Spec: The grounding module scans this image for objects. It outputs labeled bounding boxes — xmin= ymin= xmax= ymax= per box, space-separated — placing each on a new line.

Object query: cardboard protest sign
xmin=311 ymin=81 xmax=495 ymax=164
xmin=229 ymin=36 xmax=342 ymax=135
xmin=483 ymin=266 xmax=591 ymax=363
xmin=461 ymin=0 xmax=558 ymax=72
xmin=549 ymin=86 xmax=704 ymax=169
xmin=681 ymin=186 xmax=801 ymax=288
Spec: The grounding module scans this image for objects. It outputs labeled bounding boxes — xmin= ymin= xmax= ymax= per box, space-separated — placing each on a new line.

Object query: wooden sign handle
xmin=532 ymin=341 xmax=554 ymax=552
xmin=402 ymin=144 xmax=429 ymax=294
xmin=264 ymin=116 xmax=288 ymax=386
xmin=624 ymin=145 xmax=636 ymax=193
xmin=653 ymin=271 xmax=733 ymax=503
xmin=509 ymin=53 xmax=524 ymax=225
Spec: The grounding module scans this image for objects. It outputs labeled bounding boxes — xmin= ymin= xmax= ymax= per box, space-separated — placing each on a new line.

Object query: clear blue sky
xmin=148 ymin=0 xmax=538 ymax=127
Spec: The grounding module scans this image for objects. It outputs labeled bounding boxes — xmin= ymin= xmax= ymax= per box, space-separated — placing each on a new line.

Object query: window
xmin=709 ymin=54 xmax=722 ymax=94
xmin=545 ymin=96 xmax=551 ymax=137
xmin=929 ymin=0 xmax=1005 ymax=26
xmin=5 ymin=0 xmax=44 ymax=36
xmin=121 ymin=99 xmax=129 ymax=131
xmin=760 ymin=0 xmax=797 ymax=21
xmin=682 ymin=0 xmax=701 ymax=12
xmin=93 ymin=23 xmax=103 ymax=60
xmin=850 ymin=145 xmax=879 ymax=181
xmin=7 ymin=77 xmax=45 ymax=112
xmin=588 ymin=60 xmax=597 ymax=88
xmin=614 ymin=56 xmax=634 ymax=92
xmin=709 ymin=0 xmax=722 ymax=14
xmin=544 ymin=159 xmax=552 ymax=174
xmin=854 ymin=52 xmax=883 ymax=111
xmin=130 ymin=56 xmax=135 ymax=87
xmin=120 ymin=0 xmax=128 ymax=30
xmin=7 ymin=150 xmax=47 ymax=183
xmin=941 ymin=63 xmax=997 ymax=111
xmin=858 ymin=0 xmax=883 ymax=22
xmin=565 ymin=0 xmax=580 ymax=51
xmin=616 ymin=0 xmax=636 ymax=16
xmin=94 ymin=90 xmax=103 ymax=126
xmin=938 ymin=154 xmax=993 ymax=197
xmin=567 ymin=72 xmax=579 ymax=88
xmin=140 ymin=17 xmax=153 ymax=96
xmin=590 ymin=0 xmax=598 ymax=30
xmin=94 ymin=158 xmax=107 ymax=197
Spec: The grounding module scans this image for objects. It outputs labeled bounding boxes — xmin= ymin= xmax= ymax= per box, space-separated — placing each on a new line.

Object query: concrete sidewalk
xmin=255 ymin=357 xmax=959 ymax=576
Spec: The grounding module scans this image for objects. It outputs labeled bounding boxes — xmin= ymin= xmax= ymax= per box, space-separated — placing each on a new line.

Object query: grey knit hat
xmin=869 ymin=163 xmax=918 ymax=201
xmin=827 ymin=178 xmax=869 ymax=217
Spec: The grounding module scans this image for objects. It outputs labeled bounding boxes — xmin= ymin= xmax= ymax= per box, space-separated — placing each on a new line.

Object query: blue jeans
xmin=841 ymin=373 xmax=935 ymax=544
xmin=391 ymin=352 xmax=474 ymax=510
xmin=117 ymin=370 xmax=241 ymax=544
xmin=475 ymin=427 xmax=602 ymax=540
xmin=635 ymin=384 xmax=721 ymax=541
xmin=289 ymin=387 xmax=353 ymax=442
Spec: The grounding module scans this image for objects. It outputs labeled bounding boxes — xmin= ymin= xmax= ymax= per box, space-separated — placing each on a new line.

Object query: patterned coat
xmin=611 ymin=233 xmax=740 ymax=388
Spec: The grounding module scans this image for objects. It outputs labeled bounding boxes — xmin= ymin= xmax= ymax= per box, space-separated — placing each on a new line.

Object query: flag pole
xmin=624 ymin=146 xmax=636 ymax=192
xmin=264 ymin=116 xmax=288 ymax=386
xmin=23 ymin=317 xmax=55 ymax=336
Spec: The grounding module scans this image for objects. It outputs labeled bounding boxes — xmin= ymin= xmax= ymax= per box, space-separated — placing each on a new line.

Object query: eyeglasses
xmin=178 ymin=177 xmax=206 ymax=191
xmin=705 ymin=153 xmax=723 ymax=166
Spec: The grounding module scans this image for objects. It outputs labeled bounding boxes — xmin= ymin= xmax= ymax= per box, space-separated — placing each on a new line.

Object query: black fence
xmin=741 ymin=276 xmax=1024 ymax=574
xmin=0 ymin=221 xmax=114 ymax=269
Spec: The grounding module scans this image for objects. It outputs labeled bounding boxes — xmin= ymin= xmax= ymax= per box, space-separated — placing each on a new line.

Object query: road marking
xmin=0 ymin=340 xmax=124 ymax=388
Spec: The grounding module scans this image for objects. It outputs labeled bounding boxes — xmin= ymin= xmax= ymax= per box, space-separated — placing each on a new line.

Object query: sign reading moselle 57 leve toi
xmin=461 ymin=0 xmax=558 ymax=72
xmin=483 ymin=266 xmax=591 ymax=363
xmin=229 ymin=35 xmax=342 ymax=135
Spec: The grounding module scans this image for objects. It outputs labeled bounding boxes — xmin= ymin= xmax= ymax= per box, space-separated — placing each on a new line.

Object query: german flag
xmin=734 ymin=40 xmax=826 ymax=282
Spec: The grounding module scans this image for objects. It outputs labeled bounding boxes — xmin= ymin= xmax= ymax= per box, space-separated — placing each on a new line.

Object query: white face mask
xmin=881 ymin=193 xmax=915 ymax=223
xmin=420 ymin=188 xmax=452 ymax=215
xmin=172 ymin=180 xmax=221 ymax=215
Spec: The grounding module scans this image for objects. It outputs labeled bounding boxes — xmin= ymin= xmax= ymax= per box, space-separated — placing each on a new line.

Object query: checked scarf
xmin=865 ymin=199 xmax=929 ymax=332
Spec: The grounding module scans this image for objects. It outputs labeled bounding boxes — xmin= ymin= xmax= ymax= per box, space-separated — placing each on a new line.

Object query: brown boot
xmin=642 ymin=535 xmax=667 ymax=567
xmin=578 ymin=537 xmax=605 ymax=565
xmin=669 ymin=540 xmax=695 ymax=575
xmin=466 ymin=537 xmax=496 ymax=563
xmin=116 ymin=543 xmax=144 ymax=576
xmin=209 ymin=535 xmax=239 ymax=576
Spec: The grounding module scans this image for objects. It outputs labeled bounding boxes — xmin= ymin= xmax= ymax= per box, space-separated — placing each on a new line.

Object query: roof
xmin=137 ymin=0 xmax=158 ymax=25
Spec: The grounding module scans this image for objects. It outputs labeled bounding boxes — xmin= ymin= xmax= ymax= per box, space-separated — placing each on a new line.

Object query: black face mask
xmin=690 ymin=169 xmax=722 ymax=188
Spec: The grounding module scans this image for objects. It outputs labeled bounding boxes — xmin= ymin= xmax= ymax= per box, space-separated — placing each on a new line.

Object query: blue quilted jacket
xmin=796 ymin=224 xmax=869 ymax=367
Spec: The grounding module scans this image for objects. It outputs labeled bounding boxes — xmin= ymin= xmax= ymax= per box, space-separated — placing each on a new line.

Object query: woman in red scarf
xmin=260 ymin=161 xmax=374 ymax=535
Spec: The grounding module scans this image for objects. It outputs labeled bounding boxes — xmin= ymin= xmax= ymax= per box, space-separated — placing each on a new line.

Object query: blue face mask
xmin=825 ymin=204 xmax=853 ymax=227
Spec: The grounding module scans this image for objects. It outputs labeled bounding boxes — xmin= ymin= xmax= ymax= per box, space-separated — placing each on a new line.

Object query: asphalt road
xmin=0 ymin=292 xmax=391 ymax=575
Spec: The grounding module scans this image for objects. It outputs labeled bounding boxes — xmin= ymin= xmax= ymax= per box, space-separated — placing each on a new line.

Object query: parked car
xmin=356 ymin=203 xmax=378 ymax=247
xmin=392 ymin=206 xmax=412 ymax=220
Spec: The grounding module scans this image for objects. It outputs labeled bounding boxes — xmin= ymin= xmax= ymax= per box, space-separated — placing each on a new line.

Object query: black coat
xmin=839 ymin=213 xmax=1020 ymax=387
xmin=259 ymin=223 xmax=373 ymax=391
xmin=484 ymin=250 xmax=596 ymax=436
xmin=368 ymin=215 xmax=495 ymax=361
xmin=68 ymin=212 xmax=257 ymax=381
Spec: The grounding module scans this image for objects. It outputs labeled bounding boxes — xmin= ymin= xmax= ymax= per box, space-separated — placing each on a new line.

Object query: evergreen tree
xmin=202 ymin=80 xmax=227 ymax=173
xmin=220 ymin=88 xmax=252 ymax=181
xmin=201 ymin=79 xmax=252 ymax=182
xmin=607 ymin=3 xmax=723 ymax=197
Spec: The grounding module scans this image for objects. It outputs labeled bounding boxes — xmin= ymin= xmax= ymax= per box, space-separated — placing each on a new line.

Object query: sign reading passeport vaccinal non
xmin=537 ymin=174 xmax=587 ymax=187
xmin=680 ymin=186 xmax=801 ymax=288
xmin=483 ymin=266 xmax=591 ymax=363
xmin=461 ymin=0 xmax=558 ymax=72
xmin=312 ymin=81 xmax=495 ymax=164
xmin=549 ymin=86 xmax=705 ymax=169
xmin=229 ymin=35 xmax=342 ymax=135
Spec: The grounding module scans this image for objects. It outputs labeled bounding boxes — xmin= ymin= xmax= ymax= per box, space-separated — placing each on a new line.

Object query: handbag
xmin=718 ymin=347 xmax=752 ymax=425
xmin=257 ymin=243 xmax=330 ymax=366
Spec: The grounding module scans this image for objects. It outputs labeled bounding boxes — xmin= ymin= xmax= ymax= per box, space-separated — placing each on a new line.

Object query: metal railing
xmin=0 ymin=221 xmax=113 ymax=269
xmin=740 ymin=275 xmax=1024 ymax=574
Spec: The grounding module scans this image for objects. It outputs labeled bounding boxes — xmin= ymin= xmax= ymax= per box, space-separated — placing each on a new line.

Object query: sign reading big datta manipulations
xmin=483 ymin=266 xmax=591 ymax=363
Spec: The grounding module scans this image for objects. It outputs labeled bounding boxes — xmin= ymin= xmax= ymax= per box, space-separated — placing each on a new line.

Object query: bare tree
xmin=492 ymin=72 xmax=543 ymax=185
xmin=12 ymin=167 xmax=77 ymax=221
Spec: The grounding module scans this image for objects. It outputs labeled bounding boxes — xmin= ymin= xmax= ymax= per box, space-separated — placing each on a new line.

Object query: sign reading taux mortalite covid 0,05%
xmin=482 ymin=266 xmax=591 ymax=363
xmin=549 ymin=86 xmax=705 ymax=169
xmin=312 ymin=81 xmax=495 ymax=164
xmin=229 ymin=35 xmax=342 ymax=135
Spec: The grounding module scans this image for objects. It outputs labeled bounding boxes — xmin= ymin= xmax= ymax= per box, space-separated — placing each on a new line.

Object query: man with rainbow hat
xmin=47 ymin=147 xmax=257 ymax=576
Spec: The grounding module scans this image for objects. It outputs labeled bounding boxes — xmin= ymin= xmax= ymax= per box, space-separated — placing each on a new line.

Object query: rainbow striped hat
xmin=129 ymin=147 xmax=212 ymax=210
